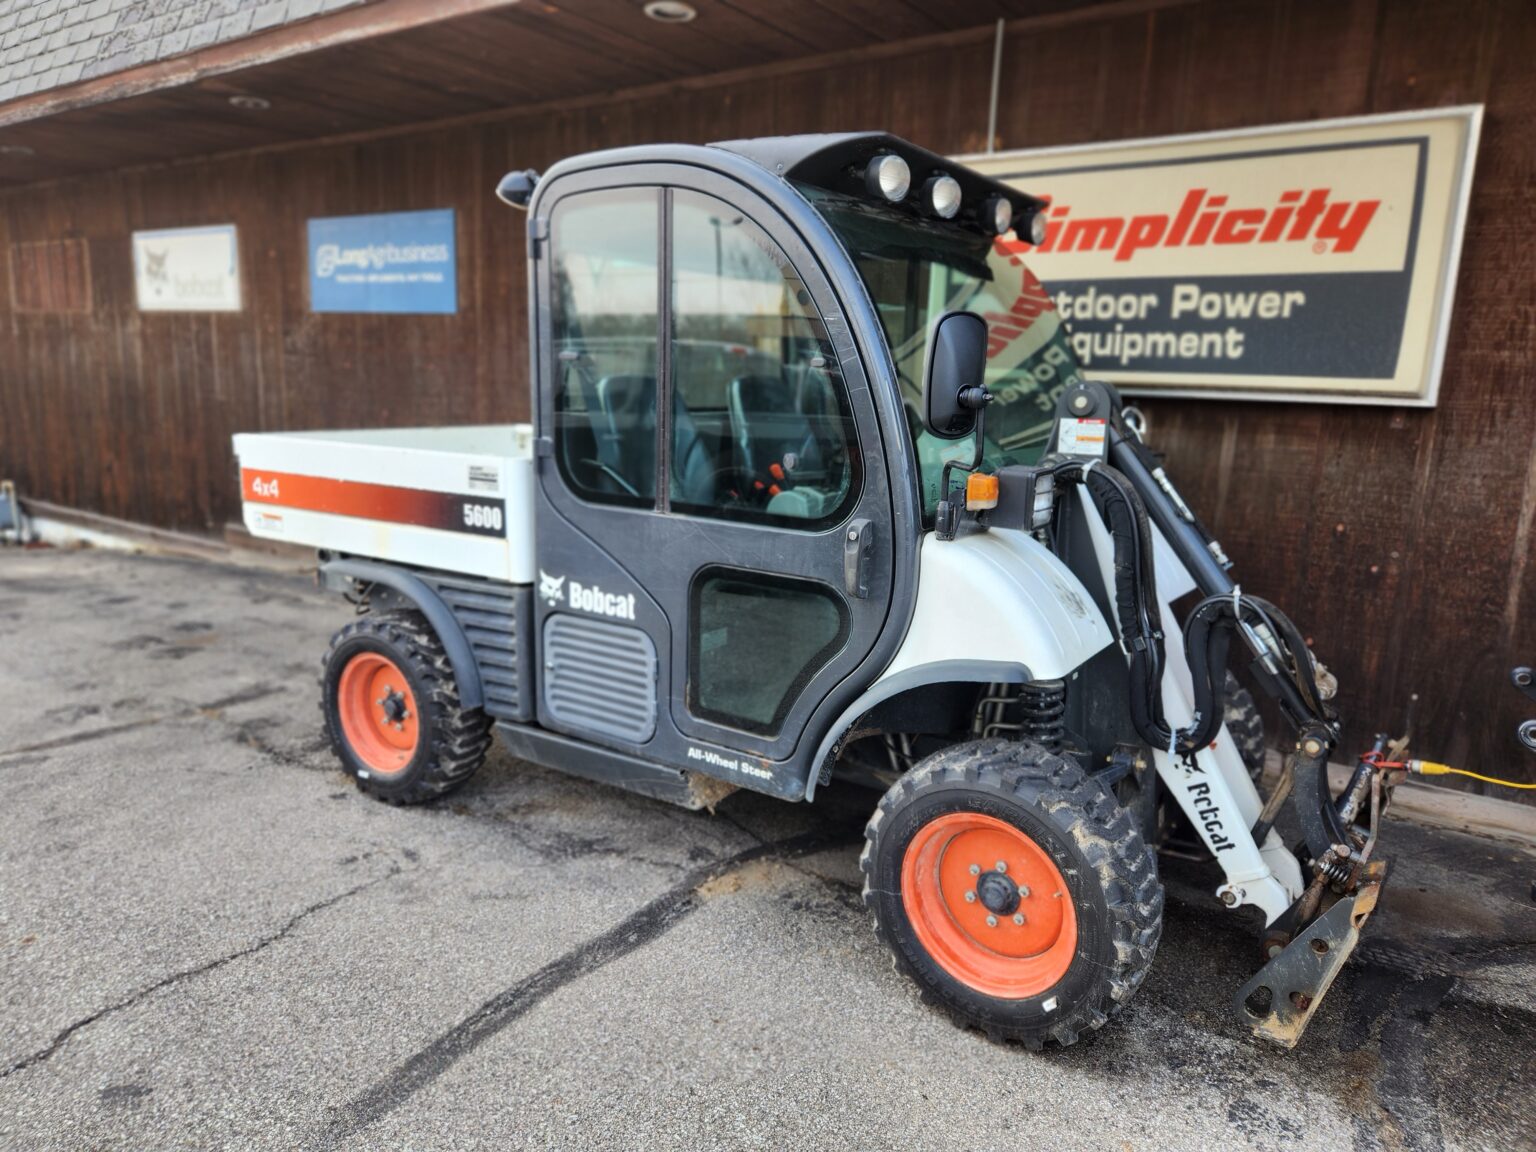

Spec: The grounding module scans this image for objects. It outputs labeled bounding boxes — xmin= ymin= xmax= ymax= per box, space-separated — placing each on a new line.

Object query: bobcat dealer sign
xmin=132 ymin=224 xmax=241 ymax=313
xmin=966 ymin=107 xmax=1481 ymax=405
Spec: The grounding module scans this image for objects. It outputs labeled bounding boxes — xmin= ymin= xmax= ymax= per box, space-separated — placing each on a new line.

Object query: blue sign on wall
xmin=307 ymin=209 xmax=457 ymax=314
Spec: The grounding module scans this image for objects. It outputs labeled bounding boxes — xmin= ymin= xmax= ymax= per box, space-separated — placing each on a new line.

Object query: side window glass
xmin=550 ymin=188 xmax=660 ymax=508
xmin=690 ymin=569 xmax=848 ymax=736
xmin=669 ymin=189 xmax=859 ymax=527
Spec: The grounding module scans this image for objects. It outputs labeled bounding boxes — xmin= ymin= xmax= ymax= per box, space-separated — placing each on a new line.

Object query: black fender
xmin=804 ymin=659 xmax=1033 ymax=801
xmin=318 ymin=558 xmax=486 ymax=711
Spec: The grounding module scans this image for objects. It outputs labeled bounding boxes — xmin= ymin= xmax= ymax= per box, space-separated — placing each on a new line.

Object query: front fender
xmin=884 ymin=529 xmax=1113 ymax=682
xmin=807 ymin=530 xmax=1113 ymax=799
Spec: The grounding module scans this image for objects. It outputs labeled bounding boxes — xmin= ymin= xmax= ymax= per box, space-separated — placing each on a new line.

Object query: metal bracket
xmin=1234 ymin=862 xmax=1386 ymax=1048
xmin=1290 ymin=726 xmax=1352 ymax=862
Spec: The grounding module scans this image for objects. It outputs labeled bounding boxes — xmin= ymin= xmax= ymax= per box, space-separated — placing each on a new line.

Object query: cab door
xmin=530 ymin=165 xmax=895 ymax=785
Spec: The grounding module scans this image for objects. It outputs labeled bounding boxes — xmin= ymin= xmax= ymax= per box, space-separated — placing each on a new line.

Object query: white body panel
xmin=1077 ymin=498 xmax=1304 ymax=922
xmin=233 ymin=424 xmax=536 ymax=583
xmin=879 ymin=528 xmax=1114 ymax=684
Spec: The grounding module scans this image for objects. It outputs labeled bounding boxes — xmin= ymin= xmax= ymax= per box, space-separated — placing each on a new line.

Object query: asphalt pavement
xmin=1 ymin=547 xmax=1532 ymax=1151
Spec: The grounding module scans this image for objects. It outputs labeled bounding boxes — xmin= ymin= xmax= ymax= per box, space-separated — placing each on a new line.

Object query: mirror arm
xmin=935 ymin=399 xmax=989 ymax=541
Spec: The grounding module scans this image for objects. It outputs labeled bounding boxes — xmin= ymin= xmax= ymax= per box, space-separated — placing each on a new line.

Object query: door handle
xmin=843 ymin=518 xmax=874 ymax=599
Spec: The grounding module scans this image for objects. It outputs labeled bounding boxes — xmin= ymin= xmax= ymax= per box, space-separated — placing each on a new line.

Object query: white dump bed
xmin=233 ymin=424 xmax=536 ymax=583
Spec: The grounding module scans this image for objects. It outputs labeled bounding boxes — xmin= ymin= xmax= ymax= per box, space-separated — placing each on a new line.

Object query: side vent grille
xmin=542 ymin=614 xmax=657 ymax=745
xmin=425 ymin=575 xmax=533 ymax=721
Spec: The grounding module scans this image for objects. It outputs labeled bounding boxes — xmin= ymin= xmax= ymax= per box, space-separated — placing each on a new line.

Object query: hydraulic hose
xmin=1046 ymin=459 xmax=1191 ymax=754
xmin=1047 ymin=458 xmax=1333 ymax=759
xmin=1107 ymin=424 xmax=1232 ymax=597
xmin=1183 ymin=589 xmax=1330 ymax=735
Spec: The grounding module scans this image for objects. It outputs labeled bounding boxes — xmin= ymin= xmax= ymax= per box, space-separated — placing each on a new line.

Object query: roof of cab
xmin=709 ymin=131 xmax=1044 ymax=217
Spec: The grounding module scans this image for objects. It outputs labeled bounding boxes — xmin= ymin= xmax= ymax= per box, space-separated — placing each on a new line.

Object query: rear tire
xmin=1224 ymin=670 xmax=1266 ymax=781
xmin=321 ymin=610 xmax=492 ymax=804
xmin=861 ymin=739 xmax=1162 ymax=1049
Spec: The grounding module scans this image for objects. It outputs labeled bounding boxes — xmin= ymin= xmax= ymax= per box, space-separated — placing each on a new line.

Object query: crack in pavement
xmin=196 ymin=684 xmax=286 ymax=712
xmin=0 ymin=684 xmax=289 ymax=762
xmin=0 ymin=864 xmax=402 ymax=1081
xmin=323 ymin=829 xmax=852 ymax=1142
xmin=0 ymin=717 xmax=171 ymax=759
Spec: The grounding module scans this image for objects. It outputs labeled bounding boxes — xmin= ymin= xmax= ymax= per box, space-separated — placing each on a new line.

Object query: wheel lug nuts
xmin=1017 ymin=885 xmax=1030 ymax=898
xmin=963 ymin=891 xmax=976 ymax=903
xmin=1013 ymin=913 xmax=1025 ymax=925
xmin=986 ymin=915 xmax=998 ymax=927
xmin=968 ymin=864 xmax=980 ymax=876
xmin=995 ymin=861 xmax=1007 ymax=873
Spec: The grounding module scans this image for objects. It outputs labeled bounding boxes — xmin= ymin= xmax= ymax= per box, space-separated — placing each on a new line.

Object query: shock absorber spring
xmin=1016 ymin=679 xmax=1067 ymax=751
xmin=1316 ymin=854 xmax=1353 ymax=887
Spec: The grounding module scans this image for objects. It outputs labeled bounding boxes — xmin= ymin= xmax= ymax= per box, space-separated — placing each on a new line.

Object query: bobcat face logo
xmin=538 ymin=569 xmax=566 ymax=607
xmin=144 ymin=248 xmax=169 ymax=283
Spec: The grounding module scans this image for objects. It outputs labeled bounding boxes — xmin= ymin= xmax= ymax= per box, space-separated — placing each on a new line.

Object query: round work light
xmin=925 ymin=174 xmax=962 ymax=219
xmin=984 ymin=195 xmax=1014 ymax=235
xmin=864 ymin=153 xmax=911 ymax=202
xmin=1026 ymin=209 xmax=1048 ymax=246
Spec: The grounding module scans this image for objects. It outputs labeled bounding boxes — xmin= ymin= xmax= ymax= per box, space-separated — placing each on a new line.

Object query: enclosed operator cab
xmin=512 ymin=133 xmax=1112 ymax=805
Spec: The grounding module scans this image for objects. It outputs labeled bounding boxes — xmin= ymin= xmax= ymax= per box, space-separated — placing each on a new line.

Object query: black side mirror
xmin=922 ymin=311 xmax=990 ymax=439
xmin=495 ymin=169 xmax=540 ymax=209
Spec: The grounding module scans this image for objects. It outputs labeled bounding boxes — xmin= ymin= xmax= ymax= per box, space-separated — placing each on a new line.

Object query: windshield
xmin=798 ymin=185 xmax=1086 ymax=521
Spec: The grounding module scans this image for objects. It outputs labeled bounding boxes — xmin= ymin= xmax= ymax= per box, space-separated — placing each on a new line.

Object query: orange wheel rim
xmin=901 ymin=812 xmax=1077 ymax=999
xmin=337 ymin=652 xmax=420 ymax=775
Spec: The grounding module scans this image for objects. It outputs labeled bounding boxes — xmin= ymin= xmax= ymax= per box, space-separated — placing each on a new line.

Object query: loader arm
xmin=984 ymin=378 xmax=1400 ymax=1046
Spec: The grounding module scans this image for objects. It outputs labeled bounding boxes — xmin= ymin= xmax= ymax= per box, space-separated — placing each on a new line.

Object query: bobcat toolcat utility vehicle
xmin=236 ymin=133 xmax=1400 ymax=1049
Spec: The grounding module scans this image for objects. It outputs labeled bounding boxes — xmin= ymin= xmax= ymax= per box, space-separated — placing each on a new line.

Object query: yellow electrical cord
xmin=1407 ymin=760 xmax=1536 ymax=790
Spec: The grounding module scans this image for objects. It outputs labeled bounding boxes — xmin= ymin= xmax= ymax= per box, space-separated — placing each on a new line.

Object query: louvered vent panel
xmin=542 ymin=614 xmax=657 ymax=744
xmin=425 ymin=575 xmax=533 ymax=721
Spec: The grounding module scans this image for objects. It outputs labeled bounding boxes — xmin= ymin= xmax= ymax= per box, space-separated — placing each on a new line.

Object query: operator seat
xmin=593 ymin=374 xmax=715 ymax=505
xmin=727 ymin=373 xmax=826 ymax=491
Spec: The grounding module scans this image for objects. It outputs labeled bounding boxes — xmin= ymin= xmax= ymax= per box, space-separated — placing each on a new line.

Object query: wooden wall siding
xmin=1 ymin=0 xmax=1533 ymax=786
xmin=8 ymin=239 xmax=91 ymax=314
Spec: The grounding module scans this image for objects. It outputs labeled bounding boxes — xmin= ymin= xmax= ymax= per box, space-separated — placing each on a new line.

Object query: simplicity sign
xmin=966 ymin=107 xmax=1481 ymax=405
xmin=308 ymin=209 xmax=457 ymax=314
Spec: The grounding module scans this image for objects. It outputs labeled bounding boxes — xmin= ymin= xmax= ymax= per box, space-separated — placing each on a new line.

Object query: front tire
xmin=861 ymin=739 xmax=1162 ymax=1049
xmin=321 ymin=610 xmax=493 ymax=804
xmin=1223 ymin=670 xmax=1267 ymax=781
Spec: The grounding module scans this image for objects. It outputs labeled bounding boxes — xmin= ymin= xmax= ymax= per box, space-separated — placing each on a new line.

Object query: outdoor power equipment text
xmin=1006 ymin=185 xmax=1405 ymax=381
xmin=1053 ymin=282 xmax=1308 ymax=369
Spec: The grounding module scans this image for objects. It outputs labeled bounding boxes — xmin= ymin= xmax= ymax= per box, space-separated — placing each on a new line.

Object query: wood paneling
xmin=1 ymin=0 xmax=1533 ymax=789
xmin=8 ymin=239 xmax=91 ymax=313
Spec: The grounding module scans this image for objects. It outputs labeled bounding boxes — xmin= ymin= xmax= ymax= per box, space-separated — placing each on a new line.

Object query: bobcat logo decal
xmin=144 ymin=248 xmax=169 ymax=283
xmin=538 ymin=569 xmax=566 ymax=607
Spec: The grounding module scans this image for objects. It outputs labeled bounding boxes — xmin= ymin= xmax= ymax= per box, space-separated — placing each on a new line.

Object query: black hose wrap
xmin=1049 ymin=459 xmax=1330 ymax=758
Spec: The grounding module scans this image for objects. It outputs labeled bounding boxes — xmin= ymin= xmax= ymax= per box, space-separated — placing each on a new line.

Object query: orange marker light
xmin=965 ymin=473 xmax=1000 ymax=511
